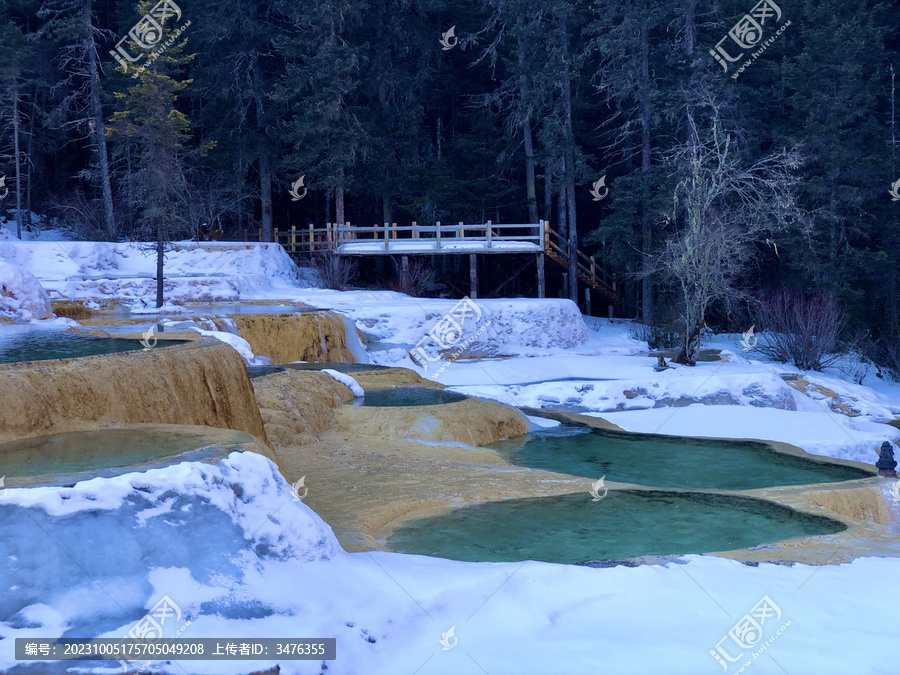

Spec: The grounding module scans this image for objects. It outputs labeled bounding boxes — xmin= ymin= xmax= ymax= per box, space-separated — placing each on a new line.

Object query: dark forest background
xmin=2 ymin=0 xmax=900 ymax=366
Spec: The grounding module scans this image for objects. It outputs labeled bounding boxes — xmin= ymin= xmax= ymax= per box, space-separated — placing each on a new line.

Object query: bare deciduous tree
xmin=652 ymin=99 xmax=807 ymax=365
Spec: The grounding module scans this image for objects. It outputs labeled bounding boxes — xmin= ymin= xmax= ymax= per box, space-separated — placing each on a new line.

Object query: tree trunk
xmin=382 ymin=191 xmax=392 ymax=225
xmin=559 ymin=15 xmax=578 ymax=304
xmin=640 ymin=16 xmax=653 ymax=324
xmin=251 ymin=48 xmax=273 ymax=242
xmin=335 ymin=185 xmax=345 ymax=225
xmin=85 ymin=0 xmax=116 ymax=240
xmin=523 ymin=118 xmax=538 ymax=224
xmin=12 ymin=85 xmax=22 ymax=239
xmin=517 ymin=30 xmax=538 ymax=224
xmin=260 ymin=153 xmax=273 ymax=241
xmin=156 ymin=224 xmax=164 ymax=307
xmin=25 ymin=90 xmax=35 ymax=230
xmin=543 ymin=167 xmax=552 ymax=223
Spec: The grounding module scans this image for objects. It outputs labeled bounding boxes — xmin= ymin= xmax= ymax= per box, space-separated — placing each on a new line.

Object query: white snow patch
xmin=321 ymin=369 xmax=365 ymax=397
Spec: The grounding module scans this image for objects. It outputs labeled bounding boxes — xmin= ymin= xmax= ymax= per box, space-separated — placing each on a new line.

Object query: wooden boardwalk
xmin=247 ymin=220 xmax=617 ymax=304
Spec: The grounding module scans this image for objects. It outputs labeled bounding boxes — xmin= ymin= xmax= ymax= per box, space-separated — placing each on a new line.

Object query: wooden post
xmin=243 ymin=228 xmax=248 ymax=242
xmin=412 ymin=221 xmax=419 ymax=239
xmin=401 ymin=255 xmax=409 ymax=290
xmin=537 ymin=254 xmax=545 ymax=298
xmin=291 ymin=225 xmax=296 ymax=252
xmin=258 ymin=227 xmax=263 ymax=242
xmin=274 ymin=227 xmax=279 ymax=246
xmin=347 ymin=222 xmax=352 ymax=240
xmin=436 ymin=221 xmax=441 ymax=250
xmin=392 ymin=222 xmax=398 ymax=239
xmin=486 ymin=220 xmax=492 ymax=249
xmin=543 ymin=219 xmax=550 ymax=253
xmin=608 ymin=304 xmax=614 ymax=319
xmin=327 ymin=222 xmax=333 ymax=248
xmin=585 ymin=287 xmax=591 ymax=317
xmin=591 ymin=256 xmax=596 ymax=282
xmin=469 ymin=253 xmax=478 ymax=299
xmin=458 ymin=221 xmax=464 ymax=240
xmin=562 ymin=272 xmax=569 ymax=299
xmin=384 ymin=222 xmax=389 ymax=250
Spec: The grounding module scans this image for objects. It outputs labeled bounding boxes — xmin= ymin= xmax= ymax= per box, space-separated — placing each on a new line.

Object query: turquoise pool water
xmin=247 ymin=362 xmax=390 ymax=379
xmin=386 ymin=490 xmax=846 ymax=564
xmin=491 ymin=424 xmax=872 ymax=490
xmin=354 ymin=387 xmax=468 ymax=407
xmin=0 ymin=332 xmax=183 ymax=364
xmin=0 ymin=428 xmax=217 ymax=480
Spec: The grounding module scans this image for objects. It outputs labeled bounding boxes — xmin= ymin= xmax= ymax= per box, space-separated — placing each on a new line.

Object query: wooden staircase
xmin=542 ymin=221 xmax=617 ymax=303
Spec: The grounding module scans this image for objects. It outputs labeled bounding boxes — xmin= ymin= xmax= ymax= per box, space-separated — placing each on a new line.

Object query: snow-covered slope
xmin=0 ymin=240 xmax=317 ymax=304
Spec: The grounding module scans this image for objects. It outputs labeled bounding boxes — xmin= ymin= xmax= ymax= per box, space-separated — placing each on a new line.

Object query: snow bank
xmin=321 ymin=368 xmax=365 ymax=397
xmin=0 ymin=240 xmax=319 ymax=305
xmin=0 ymin=259 xmax=54 ymax=322
xmin=186 ymin=326 xmax=272 ymax=366
xmin=292 ymin=293 xmax=590 ymax=356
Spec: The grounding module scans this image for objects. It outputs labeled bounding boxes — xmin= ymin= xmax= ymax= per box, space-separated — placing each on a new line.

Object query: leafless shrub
xmin=388 ymin=259 xmax=440 ymax=297
xmin=629 ymin=321 xmax=682 ymax=350
xmin=310 ymin=251 xmax=357 ymax=290
xmin=866 ymin=335 xmax=900 ymax=382
xmin=753 ymin=289 xmax=845 ymax=371
xmin=44 ymin=190 xmax=106 ymax=239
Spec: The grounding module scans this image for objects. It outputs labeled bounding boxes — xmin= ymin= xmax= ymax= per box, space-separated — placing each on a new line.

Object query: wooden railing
xmin=544 ymin=223 xmax=617 ymax=300
xmin=244 ymin=219 xmax=616 ymax=301
xmin=245 ymin=221 xmax=543 ymax=252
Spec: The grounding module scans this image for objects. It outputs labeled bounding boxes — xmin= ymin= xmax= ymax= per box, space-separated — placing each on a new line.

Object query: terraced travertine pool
xmin=385 ymin=490 xmax=847 ymax=564
xmin=0 ymin=427 xmax=240 ymax=484
xmin=353 ymin=386 xmax=467 ymax=407
xmin=490 ymin=423 xmax=873 ymax=490
xmin=0 ymin=330 xmax=183 ymax=364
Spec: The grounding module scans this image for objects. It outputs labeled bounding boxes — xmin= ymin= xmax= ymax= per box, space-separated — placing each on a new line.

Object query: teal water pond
xmin=247 ymin=362 xmax=390 ymax=379
xmin=491 ymin=424 xmax=872 ymax=490
xmin=0 ymin=428 xmax=219 ymax=479
xmin=353 ymin=387 xmax=467 ymax=407
xmin=386 ymin=491 xmax=846 ymax=564
xmin=0 ymin=331 xmax=183 ymax=364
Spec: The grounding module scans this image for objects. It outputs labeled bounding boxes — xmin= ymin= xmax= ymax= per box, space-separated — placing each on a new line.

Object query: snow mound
xmin=0 ymin=259 xmax=54 ymax=322
xmin=326 ymin=296 xmax=589 ymax=356
xmin=0 ymin=241 xmax=320 ymax=305
xmin=321 ymin=368 xmax=365 ymax=396
xmin=0 ymin=452 xmax=339 ymax=633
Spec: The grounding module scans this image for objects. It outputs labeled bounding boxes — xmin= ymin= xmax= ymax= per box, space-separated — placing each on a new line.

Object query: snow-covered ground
xmin=2 ymin=452 xmax=899 ymax=675
xmin=3 ymin=238 xmax=900 ymax=674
